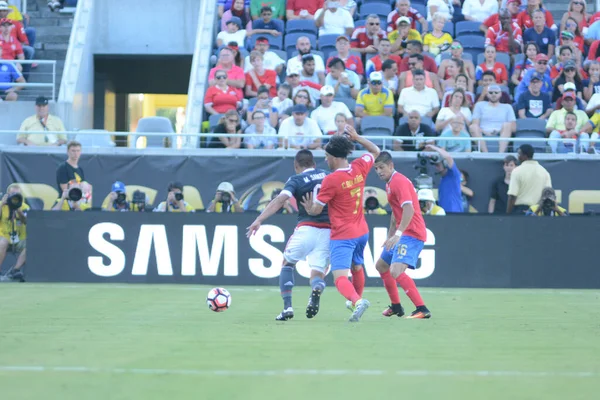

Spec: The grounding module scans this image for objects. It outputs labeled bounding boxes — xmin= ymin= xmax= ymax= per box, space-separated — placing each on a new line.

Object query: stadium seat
xmin=516 ymin=118 xmax=546 ymax=135
xmin=512 ymin=53 xmax=525 ymax=67
xmin=358 ymin=2 xmax=392 ymax=20
xmin=248 ymin=97 xmax=258 ymax=108
xmin=131 ymin=116 xmax=174 ymax=148
xmin=354 ymin=19 xmax=366 ymax=28
xmin=248 ymin=34 xmax=283 ymax=50
xmin=284 ymin=33 xmax=317 ymax=57
xmin=361 ymin=116 xmax=395 ymax=148
xmin=334 ymin=96 xmax=357 ymax=112
xmin=411 ymin=3 xmax=427 ymax=19
xmin=271 ymin=49 xmax=287 ymax=61
xmin=443 ymin=21 xmax=454 ymax=36
xmin=75 ymin=130 xmax=116 ymax=147
xmin=398 ymin=115 xmax=434 ymax=130
xmin=476 ymin=52 xmax=511 ymax=68
xmin=286 ymin=20 xmax=318 ymax=36
xmin=209 ymin=114 xmax=224 ymax=129
xmin=318 ymin=34 xmax=339 ymax=50
xmin=457 ymin=34 xmax=485 ymax=49
xmin=455 ymin=21 xmax=484 ymax=37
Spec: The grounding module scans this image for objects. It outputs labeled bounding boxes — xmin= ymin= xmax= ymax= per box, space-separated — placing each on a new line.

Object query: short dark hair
xmin=407 ymin=40 xmax=422 ymax=51
xmin=565 ymin=111 xmax=578 ymax=120
xmin=375 ymin=151 xmax=393 ymax=165
xmin=67 ymin=140 xmax=81 ymax=150
xmin=328 ymin=57 xmax=345 ymax=70
xmin=260 ymin=6 xmax=272 ymax=14
xmin=302 ymin=54 xmax=315 ymax=64
xmin=381 ymin=59 xmax=396 ymax=71
xmin=295 ymin=149 xmax=315 ymax=168
xmin=409 ymin=53 xmax=424 ymax=61
xmin=559 ymin=45 xmax=573 ymax=55
xmin=412 ymin=69 xmax=425 ymax=77
xmin=482 ymin=70 xmax=496 ymax=79
xmin=519 ymin=144 xmax=534 ymax=159
xmin=168 ymin=181 xmax=184 ymax=192
xmin=257 ymin=85 xmax=269 ymax=96
xmin=504 ymin=155 xmax=517 ymax=164
xmin=325 ymin=135 xmax=354 ymax=158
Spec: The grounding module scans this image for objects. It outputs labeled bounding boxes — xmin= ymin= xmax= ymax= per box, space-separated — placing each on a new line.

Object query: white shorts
xmin=283 ymin=225 xmax=331 ymax=273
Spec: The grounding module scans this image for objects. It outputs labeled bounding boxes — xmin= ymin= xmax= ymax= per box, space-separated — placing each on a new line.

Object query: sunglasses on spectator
xmin=488 ymin=91 xmax=500 ymax=95
xmin=566 ymin=22 xmax=577 ymax=27
xmin=408 ymin=62 xmax=416 ymax=66
xmin=296 ymin=94 xmax=308 ymax=99
xmin=450 ymin=44 xmax=462 ymax=49
xmin=572 ymin=1 xmax=584 ymax=5
xmin=537 ymin=61 xmax=548 ymax=65
xmin=563 ymin=97 xmax=574 ymax=101
xmin=370 ymin=80 xmax=382 ymax=85
xmin=368 ymin=22 xmax=380 ymax=25
xmin=216 ymin=75 xmax=227 ymax=80
xmin=565 ymin=68 xmax=576 ymax=72
xmin=253 ymin=115 xmax=265 ymax=119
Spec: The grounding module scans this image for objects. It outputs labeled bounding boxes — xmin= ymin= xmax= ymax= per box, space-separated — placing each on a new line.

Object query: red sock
xmin=380 ymin=270 xmax=400 ymax=304
xmin=335 ymin=276 xmax=361 ymax=304
xmin=396 ymin=272 xmax=424 ymax=307
xmin=351 ymin=267 xmax=365 ymax=297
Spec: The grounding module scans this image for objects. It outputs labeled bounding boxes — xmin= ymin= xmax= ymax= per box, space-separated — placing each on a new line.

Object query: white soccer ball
xmin=206 ymin=287 xmax=231 ymax=312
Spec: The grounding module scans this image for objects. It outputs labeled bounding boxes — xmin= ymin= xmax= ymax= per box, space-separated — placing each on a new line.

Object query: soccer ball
xmin=206 ymin=287 xmax=231 ymax=312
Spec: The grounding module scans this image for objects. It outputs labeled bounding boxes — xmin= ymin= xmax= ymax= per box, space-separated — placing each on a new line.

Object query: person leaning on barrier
xmin=52 ymin=181 xmax=90 ymax=211
xmin=102 ymin=181 xmax=146 ymax=212
xmin=207 ymin=182 xmax=243 ymax=213
xmin=56 ymin=140 xmax=84 ymax=192
xmin=418 ymin=188 xmax=446 ymax=216
xmin=17 ymin=96 xmax=67 ymax=146
xmin=363 ymin=188 xmax=387 ymax=215
xmin=0 ymin=184 xmax=28 ymax=282
xmin=526 ymin=187 xmax=567 ymax=217
xmin=153 ymin=181 xmax=194 ymax=213
xmin=0 ymin=44 xmax=25 ymax=101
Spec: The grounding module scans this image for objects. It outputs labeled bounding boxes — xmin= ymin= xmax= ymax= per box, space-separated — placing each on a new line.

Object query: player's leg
xmin=7 ymin=241 xmax=26 ymax=282
xmin=392 ymin=236 xmax=431 ymax=319
xmin=305 ymin=228 xmax=329 ymax=318
xmin=376 ymin=249 xmax=404 ymax=317
xmin=350 ymin=263 xmax=365 ymax=297
xmin=276 ymin=229 xmax=306 ymax=321
xmin=346 ymin=233 xmax=370 ymax=322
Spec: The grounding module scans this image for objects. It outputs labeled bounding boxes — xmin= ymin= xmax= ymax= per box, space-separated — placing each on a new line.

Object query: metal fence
xmin=2 ymin=60 xmax=57 ymax=101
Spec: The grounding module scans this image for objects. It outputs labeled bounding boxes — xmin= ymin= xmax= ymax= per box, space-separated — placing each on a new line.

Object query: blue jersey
xmin=282 ymin=168 xmax=330 ymax=227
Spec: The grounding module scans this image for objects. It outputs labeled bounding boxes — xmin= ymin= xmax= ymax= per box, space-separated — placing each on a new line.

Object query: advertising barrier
xmin=27 ymin=212 xmax=600 ymax=289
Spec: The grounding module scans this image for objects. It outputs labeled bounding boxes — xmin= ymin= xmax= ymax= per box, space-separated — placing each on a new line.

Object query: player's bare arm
xmin=246 ymin=194 xmax=289 ymax=237
xmin=344 ymin=124 xmax=380 ymax=159
xmin=384 ymin=202 xmax=415 ymax=251
xmin=425 ymin=144 xmax=454 ymax=169
xmin=387 ymin=213 xmax=397 ymax=239
xmin=300 ymin=193 xmax=323 ymax=216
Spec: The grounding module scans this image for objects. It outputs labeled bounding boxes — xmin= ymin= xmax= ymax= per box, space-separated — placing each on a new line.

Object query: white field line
xmin=12 ymin=283 xmax=600 ymax=296
xmin=0 ymin=366 xmax=598 ymax=378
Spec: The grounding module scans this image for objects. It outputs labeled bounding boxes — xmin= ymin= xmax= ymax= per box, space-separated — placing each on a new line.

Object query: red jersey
xmin=367 ymin=54 xmax=403 ymax=75
xmin=386 ymin=8 xmax=423 ymax=32
xmin=316 ymin=153 xmax=374 ymax=240
xmin=326 ymin=54 xmax=364 ymax=75
xmin=245 ymin=69 xmax=277 ymax=97
xmin=399 ymin=54 xmax=438 ymax=73
xmin=351 ymin=26 xmax=387 ymax=49
xmin=482 ymin=13 xmax=518 ymax=29
xmin=286 ymin=0 xmax=324 ymax=16
xmin=203 ymin=85 xmax=243 ymax=114
xmin=589 ymin=12 xmax=600 ymax=26
xmin=516 ymin=9 xmax=554 ymax=31
xmin=485 ymin=22 xmax=522 ymax=53
xmin=0 ymin=34 xmax=23 ymax=60
xmin=386 ymin=171 xmax=426 ymax=242
xmin=477 ymin=62 xmax=508 ymax=83
xmin=7 ymin=20 xmax=28 ymax=45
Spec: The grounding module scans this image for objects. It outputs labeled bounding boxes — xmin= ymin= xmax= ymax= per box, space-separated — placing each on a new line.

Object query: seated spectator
xmin=555 ymin=82 xmax=585 ymax=110
xmin=516 ymin=0 xmax=555 ymax=31
xmin=0 ymin=48 xmax=25 ymax=101
xmin=438 ymin=119 xmax=472 ymax=152
xmin=277 ymin=104 xmax=322 ymax=149
xmin=546 ymin=92 xmax=589 ymax=135
xmin=17 ymin=97 xmax=67 ymax=146
xmin=272 ymin=83 xmax=293 ymax=113
xmin=442 ymin=58 xmax=474 ymax=93
xmin=381 ymin=59 xmax=399 ymax=95
xmin=551 ymin=60 xmax=583 ymax=103
xmin=398 ymin=69 xmax=440 ymax=118
xmin=351 ymin=14 xmax=387 ymax=55
xmin=331 ymin=112 xmax=350 ymax=136
xmin=209 ymin=48 xmax=245 ymax=89
xmin=286 ymin=0 xmax=324 ymax=20
xmin=299 ymin=54 xmax=324 ymax=85
xmin=355 ymin=71 xmax=395 ymax=126
xmin=477 ymin=72 xmax=511 ymax=104
xmin=399 ymin=53 xmax=443 ymax=97
xmin=581 ymin=111 xmax=600 ymax=153
xmin=560 ymin=25 xmax=584 ymax=57
xmin=315 ymin=1 xmax=354 ymax=37
xmin=245 ymin=51 xmax=277 ymax=98
xmin=485 ymin=9 xmax=523 ymax=55
xmin=515 ymin=54 xmax=551 ymax=102
xmin=221 ymin=0 xmax=252 ymax=31
xmin=204 ymin=70 xmax=243 ymax=115
xmin=584 ymin=18 xmax=600 ymax=43
xmin=436 ymin=88 xmax=472 ymax=134
xmin=280 ymin=88 xmax=315 ymax=120
xmin=218 ymin=0 xmax=250 ymax=18
xmin=210 ymin=110 xmax=243 ymax=149
xmin=418 ymin=188 xmax=446 ymax=215
xmin=0 ymin=2 xmax=33 ymax=68
xmin=311 ymin=85 xmax=354 ymax=135
xmin=243 ymin=36 xmax=285 ymax=74
xmin=439 ymin=43 xmax=476 ymax=82
xmin=393 ymin=110 xmax=436 ymax=151
xmin=475 ymin=45 xmax=508 ymax=86
xmin=325 ymin=36 xmax=364 ymax=76
xmin=217 ymin=17 xmax=248 ymax=48
xmin=523 ymin=10 xmax=555 ymax=57
xmin=470 ymin=86 xmax=516 ymax=152
xmin=516 ymin=73 xmax=552 ymax=119
xmin=548 ymin=110 xmax=588 ymax=153
xmin=480 ymin=0 xmax=520 ymax=34
xmin=560 ymin=0 xmax=589 ymax=34
xmin=227 ymin=43 xmax=244 ymax=68
xmin=462 ymin=0 xmax=497 ymax=22
xmin=550 ymin=45 xmax=577 ymax=83
xmin=325 ymin=57 xmax=360 ymax=99
xmin=426 ymin=0 xmax=454 ymax=22
xmin=287 ymin=36 xmax=325 ymax=78
xmin=399 ymin=40 xmax=439 ymax=73
xmin=251 ymin=2 xmax=285 ymax=22
xmin=511 ymin=42 xmax=539 ymax=86
xmin=0 ymin=18 xmax=23 ymax=70
xmin=337 ymin=0 xmax=357 ymax=16
xmin=389 ymin=16 xmax=422 ymax=56
xmin=244 ymin=110 xmax=277 ymax=149
xmin=441 ymin=75 xmax=476 ymax=107
xmin=584 ymin=61 xmax=600 ymax=102
xmin=285 ymin=67 xmax=322 ymax=105
xmin=423 ymin=13 xmax=453 ymax=56
xmin=365 ymin=38 xmax=401 ymax=77
xmin=388 ymin=0 xmax=428 ymax=35
xmin=247 ymin=86 xmax=278 ymax=127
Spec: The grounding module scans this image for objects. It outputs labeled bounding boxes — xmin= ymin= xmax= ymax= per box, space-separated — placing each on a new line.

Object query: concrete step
xmin=34 ymin=49 xmax=67 ymax=60
xmin=41 ymin=34 xmax=72 ymax=44
xmin=27 ymin=9 xmax=76 ymax=18
xmin=33 ymin=26 xmax=73 ymax=36
xmin=42 ymin=42 xmax=69 ymax=50
xmin=29 ymin=17 xmax=73 ymax=27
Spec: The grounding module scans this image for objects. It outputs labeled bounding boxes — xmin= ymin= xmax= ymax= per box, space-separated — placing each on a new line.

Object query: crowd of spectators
xmin=206 ymin=0 xmax=600 ymax=154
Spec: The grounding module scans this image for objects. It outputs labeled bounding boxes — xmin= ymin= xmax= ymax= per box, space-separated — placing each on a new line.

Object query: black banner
xmin=27 ymin=212 xmax=600 ymax=289
xmin=2 ymin=151 xmax=600 ymax=214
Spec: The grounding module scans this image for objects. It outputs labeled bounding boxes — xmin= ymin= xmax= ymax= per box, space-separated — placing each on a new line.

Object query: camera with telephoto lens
xmin=414 ymin=153 xmax=435 ymax=190
xmin=364 ymin=196 xmax=380 ymax=211
xmin=174 ymin=192 xmax=184 ymax=202
xmin=542 ymin=198 xmax=555 ymax=216
xmin=68 ymin=187 xmax=83 ymax=202
xmin=132 ymin=190 xmax=148 ymax=212
xmin=115 ymin=192 xmax=127 ymax=205
xmin=220 ymin=191 xmax=231 ymax=204
xmin=6 ymin=193 xmax=23 ymax=211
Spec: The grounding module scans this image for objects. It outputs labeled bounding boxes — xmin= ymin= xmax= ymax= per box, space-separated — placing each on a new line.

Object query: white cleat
xmin=349 ymin=299 xmax=370 ymax=322
xmin=345 ymin=300 xmax=355 ymax=312
xmin=275 ymin=307 xmax=294 ymax=321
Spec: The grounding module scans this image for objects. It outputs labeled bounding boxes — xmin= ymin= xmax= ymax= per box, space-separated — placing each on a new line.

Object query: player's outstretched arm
xmin=246 ymin=194 xmax=289 ymax=237
xmin=344 ymin=124 xmax=380 ymax=159
xmin=300 ymin=193 xmax=324 ymax=216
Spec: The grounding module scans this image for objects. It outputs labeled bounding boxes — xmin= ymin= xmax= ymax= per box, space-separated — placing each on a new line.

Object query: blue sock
xmin=280 ymin=265 xmax=294 ymax=309
xmin=311 ymin=277 xmax=326 ymax=293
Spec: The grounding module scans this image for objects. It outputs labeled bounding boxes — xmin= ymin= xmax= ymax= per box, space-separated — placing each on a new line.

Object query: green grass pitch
xmin=1 ymin=284 xmax=599 ymax=400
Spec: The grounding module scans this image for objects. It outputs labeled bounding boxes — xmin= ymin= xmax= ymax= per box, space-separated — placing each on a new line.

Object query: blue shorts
xmin=379 ymin=235 xmax=424 ymax=269
xmin=329 ymin=233 xmax=369 ymax=271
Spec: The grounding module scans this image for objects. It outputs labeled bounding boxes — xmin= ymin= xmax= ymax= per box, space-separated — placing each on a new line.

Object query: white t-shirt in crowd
xmin=398 ymin=86 xmax=440 ymax=116
xmin=426 ymin=0 xmax=453 ymax=21
xmin=299 ymin=70 xmax=321 ymax=84
xmin=244 ymin=51 xmax=285 ymax=73
xmin=278 ymin=116 xmax=322 ymax=148
xmin=461 ymin=0 xmax=498 ymax=22
xmin=217 ymin=30 xmax=247 ymax=47
xmin=310 ymin=102 xmax=353 ymax=133
xmin=272 ymin=97 xmax=294 ymax=113
xmin=436 ymin=106 xmax=473 ymax=133
xmin=314 ymin=7 xmax=355 ymax=36
xmin=287 ymin=54 xmax=325 ymax=74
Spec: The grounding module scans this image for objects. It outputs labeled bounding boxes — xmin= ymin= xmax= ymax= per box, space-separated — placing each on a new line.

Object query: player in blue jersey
xmin=247 ymin=150 xmax=331 ymax=321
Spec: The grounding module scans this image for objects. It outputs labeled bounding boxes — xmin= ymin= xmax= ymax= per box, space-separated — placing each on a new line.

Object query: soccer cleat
xmin=275 ymin=307 xmax=294 ymax=321
xmin=382 ymin=304 xmax=405 ymax=317
xmin=349 ymin=299 xmax=370 ymax=322
xmin=345 ymin=300 xmax=355 ymax=312
xmin=306 ymin=289 xmax=321 ymax=319
xmin=406 ymin=306 xmax=431 ymax=319
xmin=8 ymin=270 xmax=25 ymax=283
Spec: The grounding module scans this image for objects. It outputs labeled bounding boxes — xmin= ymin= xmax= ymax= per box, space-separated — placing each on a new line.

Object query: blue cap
xmin=227 ymin=16 xmax=242 ymax=28
xmin=112 ymin=181 xmax=126 ymax=193
xmin=291 ymin=104 xmax=308 ymax=114
xmin=530 ymin=72 xmax=542 ymax=81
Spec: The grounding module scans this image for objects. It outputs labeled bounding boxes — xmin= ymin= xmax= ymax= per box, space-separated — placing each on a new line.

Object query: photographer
xmin=52 ymin=181 xmax=90 ymax=211
xmin=363 ymin=188 xmax=387 ymax=215
xmin=423 ymin=144 xmax=463 ymax=213
xmin=418 ymin=189 xmax=446 ymax=216
xmin=207 ymin=182 xmax=243 ymax=213
xmin=102 ymin=181 xmax=146 ymax=212
xmin=526 ymin=188 xmax=567 ymax=217
xmin=153 ymin=181 xmax=194 ymax=212
xmin=0 ymin=184 xmax=28 ymax=282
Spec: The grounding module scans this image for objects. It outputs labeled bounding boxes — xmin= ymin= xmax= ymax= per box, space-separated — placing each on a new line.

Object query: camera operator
xmin=418 ymin=189 xmax=446 ymax=216
xmin=526 ymin=188 xmax=567 ymax=217
xmin=363 ymin=188 xmax=387 ymax=215
xmin=52 ymin=181 xmax=90 ymax=211
xmin=271 ymin=189 xmax=295 ymax=214
xmin=0 ymin=184 xmax=28 ymax=282
xmin=153 ymin=181 xmax=194 ymax=212
xmin=423 ymin=144 xmax=463 ymax=213
xmin=207 ymin=182 xmax=243 ymax=213
xmin=102 ymin=181 xmax=147 ymax=212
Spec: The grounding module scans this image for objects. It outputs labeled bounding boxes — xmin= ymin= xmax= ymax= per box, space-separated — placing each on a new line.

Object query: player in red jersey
xmin=373 ymin=151 xmax=431 ymax=319
xmin=301 ymin=125 xmax=380 ymax=322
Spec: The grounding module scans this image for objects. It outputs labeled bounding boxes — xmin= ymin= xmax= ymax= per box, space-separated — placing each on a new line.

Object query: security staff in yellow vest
xmin=207 ymin=182 xmax=244 ymax=213
xmin=0 ymin=184 xmax=28 ymax=281
xmin=418 ymin=188 xmax=446 ymax=216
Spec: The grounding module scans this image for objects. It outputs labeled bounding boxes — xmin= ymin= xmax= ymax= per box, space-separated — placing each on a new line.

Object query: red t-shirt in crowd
xmin=485 ymin=22 xmax=522 ymax=53
xmin=208 ymin=64 xmax=245 ymax=82
xmin=482 ymin=13 xmax=518 ymax=29
xmin=386 ymin=8 xmax=423 ymax=32
xmin=326 ymin=54 xmax=364 ymax=75
xmin=386 ymin=171 xmax=427 ymax=242
xmin=398 ymin=54 xmax=438 ymax=73
xmin=516 ymin=9 xmax=554 ymax=31
xmin=477 ymin=62 xmax=508 ymax=83
xmin=351 ymin=27 xmax=387 ymax=49
xmin=286 ymin=0 xmax=324 ymax=16
xmin=368 ymin=54 xmax=403 ymax=75
xmin=245 ymin=69 xmax=277 ymax=97
xmin=203 ymin=85 xmax=243 ymax=114
xmin=0 ymin=35 xmax=23 ymax=60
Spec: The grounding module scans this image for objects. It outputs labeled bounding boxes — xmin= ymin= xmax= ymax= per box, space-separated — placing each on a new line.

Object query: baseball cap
xmin=35 ymin=96 xmax=49 ymax=106
xmin=562 ymin=91 xmax=576 ymax=100
xmin=291 ymin=104 xmax=308 ymax=114
xmin=226 ymin=16 xmax=242 ymax=28
xmin=320 ymin=85 xmax=335 ymax=96
xmin=0 ymin=1 xmax=9 ymax=11
xmin=327 ymin=1 xmax=341 ymax=8
xmin=217 ymin=182 xmax=235 ymax=193
xmin=488 ymin=84 xmax=501 ymax=92
xmin=0 ymin=18 xmax=12 ymax=25
xmin=561 ymin=31 xmax=575 ymax=40
xmin=418 ymin=189 xmax=436 ymax=202
xmin=535 ymin=54 xmax=549 ymax=62
xmin=564 ymin=60 xmax=576 ymax=70
xmin=563 ymin=82 xmax=576 ymax=91
xmin=336 ymin=35 xmax=350 ymax=43
xmin=398 ymin=16 xmax=410 ymax=25
xmin=530 ymin=72 xmax=542 ymax=81
xmin=506 ymin=0 xmax=520 ymax=4
xmin=255 ymin=36 xmax=269 ymax=44
xmin=112 ymin=181 xmax=126 ymax=193
xmin=286 ymin=66 xmax=301 ymax=76
xmin=369 ymin=71 xmax=383 ymax=82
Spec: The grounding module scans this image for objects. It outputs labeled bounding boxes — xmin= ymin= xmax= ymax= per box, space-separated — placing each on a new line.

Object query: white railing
xmin=4 ymin=60 xmax=56 ymax=101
